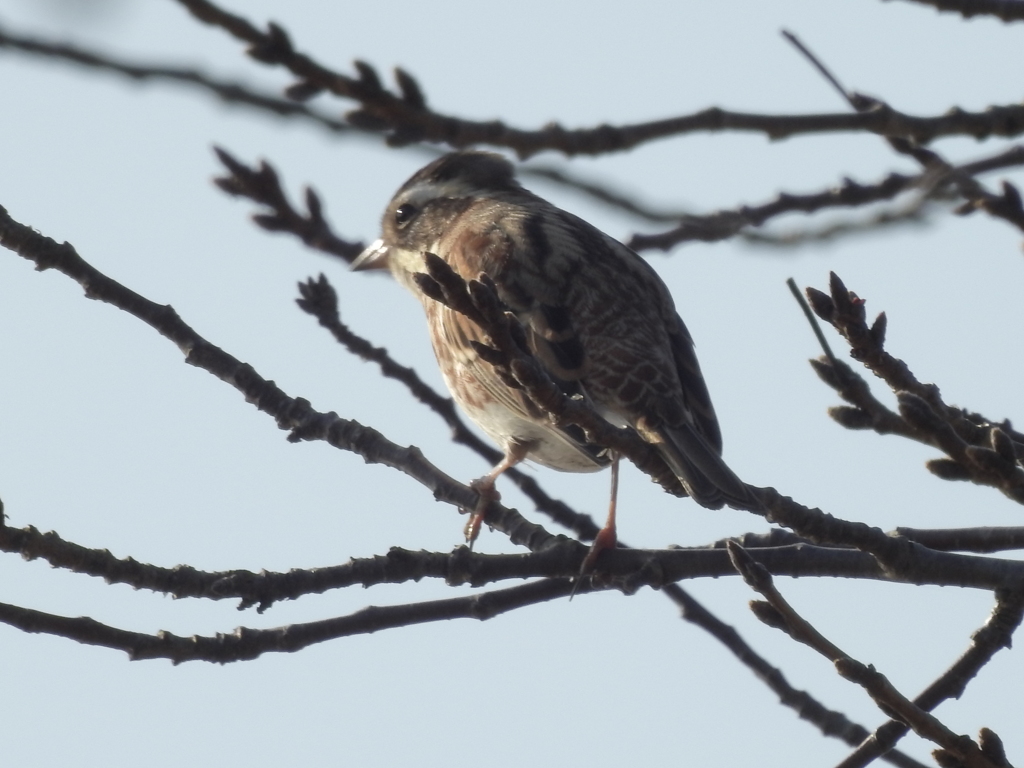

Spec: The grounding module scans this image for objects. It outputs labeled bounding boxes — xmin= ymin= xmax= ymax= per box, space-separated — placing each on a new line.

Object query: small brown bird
xmin=354 ymin=151 xmax=752 ymax=569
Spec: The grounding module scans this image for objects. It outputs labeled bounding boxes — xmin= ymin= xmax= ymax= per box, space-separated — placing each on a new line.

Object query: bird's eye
xmin=394 ymin=203 xmax=418 ymax=228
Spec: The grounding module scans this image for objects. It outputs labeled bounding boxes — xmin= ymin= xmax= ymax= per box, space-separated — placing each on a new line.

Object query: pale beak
xmin=351 ymin=238 xmax=391 ymax=272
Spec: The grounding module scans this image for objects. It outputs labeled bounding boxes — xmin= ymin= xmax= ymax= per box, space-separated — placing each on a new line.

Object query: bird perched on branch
xmin=354 ymin=151 xmax=754 ymax=575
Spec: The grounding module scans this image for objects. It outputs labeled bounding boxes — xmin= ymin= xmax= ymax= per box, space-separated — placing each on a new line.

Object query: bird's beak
xmin=351 ymin=238 xmax=391 ymax=272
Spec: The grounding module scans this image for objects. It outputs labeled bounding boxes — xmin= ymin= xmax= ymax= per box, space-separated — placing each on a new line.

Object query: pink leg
xmin=465 ymin=441 xmax=529 ymax=546
xmin=572 ymin=452 xmax=620 ymax=597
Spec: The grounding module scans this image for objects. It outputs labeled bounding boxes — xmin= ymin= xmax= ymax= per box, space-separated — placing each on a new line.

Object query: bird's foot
xmin=464 ymin=478 xmax=501 ymax=547
xmin=570 ymin=525 xmax=618 ymax=599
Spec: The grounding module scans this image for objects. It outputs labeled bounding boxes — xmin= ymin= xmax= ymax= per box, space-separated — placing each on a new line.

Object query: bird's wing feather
xmin=438 ymin=197 xmax=754 ymax=507
xmin=434 ymin=219 xmax=609 ymax=468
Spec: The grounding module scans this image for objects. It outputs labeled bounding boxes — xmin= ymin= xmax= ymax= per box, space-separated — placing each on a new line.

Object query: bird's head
xmin=352 ymin=151 xmax=522 ymax=290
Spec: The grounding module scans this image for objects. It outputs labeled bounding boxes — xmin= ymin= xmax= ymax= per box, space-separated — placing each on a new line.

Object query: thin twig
xmin=781 ymin=30 xmax=855 ymax=106
xmin=787 ymin=277 xmax=837 ymax=365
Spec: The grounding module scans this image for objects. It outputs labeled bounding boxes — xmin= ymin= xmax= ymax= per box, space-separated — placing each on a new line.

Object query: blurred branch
xmin=891 ymin=0 xmax=1024 ymax=22
xmin=803 ymin=272 xmax=1024 ymax=503
xmin=0 ymin=18 xmax=943 ymax=242
xmin=0 ymin=21 xmax=356 ymax=135
xmin=214 ymin=141 xmax=1024 ymax=264
xmin=629 ymin=145 xmax=1024 ymax=251
xmin=172 ymin=0 xmax=1024 ymax=157
xmin=4 ymin=13 xmax=1024 ymax=241
xmin=741 ymin=195 xmax=941 ymax=249
xmin=0 ymin=18 xmax=849 ymax=237
xmin=524 ymin=165 xmax=692 ymax=223
xmin=882 ymin=129 xmax=1024 ymax=237
xmin=630 ymin=171 xmax=928 ymax=251
xmin=0 ymin=19 xmax=804 ymax=234
xmin=782 ymin=29 xmax=1024 ymax=236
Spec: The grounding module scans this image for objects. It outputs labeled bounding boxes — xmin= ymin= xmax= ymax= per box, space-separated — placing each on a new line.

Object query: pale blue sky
xmin=1 ymin=1 xmax=1022 ymax=765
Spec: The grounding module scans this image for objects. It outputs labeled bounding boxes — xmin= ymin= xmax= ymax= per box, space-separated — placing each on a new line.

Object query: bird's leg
xmin=573 ymin=452 xmax=620 ymax=595
xmin=465 ymin=440 xmax=529 ymax=546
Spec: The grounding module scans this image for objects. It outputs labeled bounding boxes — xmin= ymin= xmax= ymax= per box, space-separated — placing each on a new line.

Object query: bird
xmin=353 ymin=151 xmax=753 ymax=575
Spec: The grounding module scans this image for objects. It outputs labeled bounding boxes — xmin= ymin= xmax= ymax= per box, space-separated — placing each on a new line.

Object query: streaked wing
xmin=459 ymin=202 xmax=750 ymax=507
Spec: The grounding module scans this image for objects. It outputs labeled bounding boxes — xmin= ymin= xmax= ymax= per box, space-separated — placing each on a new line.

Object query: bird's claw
xmin=464 ymin=478 xmax=501 ymax=546
xmin=569 ymin=526 xmax=618 ymax=600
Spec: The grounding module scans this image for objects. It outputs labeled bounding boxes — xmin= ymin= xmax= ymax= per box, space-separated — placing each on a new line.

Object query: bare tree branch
xmin=0 ymin=203 xmax=561 ymax=551
xmin=741 ymin=196 xmax=942 ymax=249
xmin=662 ymin=581 xmax=930 ymax=768
xmin=728 ymin=541 xmax=1013 ymax=767
xmin=782 ymin=29 xmax=1024 ymax=236
xmin=0 ymin=578 xmax=571 ymax=663
xmin=837 ymin=589 xmax=1024 ymax=768
xmin=717 ymin=526 xmax=1024 ymax=554
xmin=4 ymin=5 xmax=1024 ymax=760
xmin=803 ymin=273 xmax=1024 ymax=503
xmin=835 ymin=659 xmax=1000 ymax=768
xmin=892 ymin=527 xmax=1024 ymax=553
xmin=168 ymin=0 xmax=1024 ymax=157
xmin=9 ymin=204 xmax=1024 ymax=599
xmin=214 ymin=147 xmax=364 ymax=262
xmin=6 ymin=505 xmax=1024 ymax=620
xmin=0 ymin=21 xmax=356 ymax=135
xmin=614 ymin=145 xmax=1020 ymax=251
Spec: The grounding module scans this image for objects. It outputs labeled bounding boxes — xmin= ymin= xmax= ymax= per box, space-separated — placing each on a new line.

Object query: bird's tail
xmin=655 ymin=424 xmax=760 ymax=512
